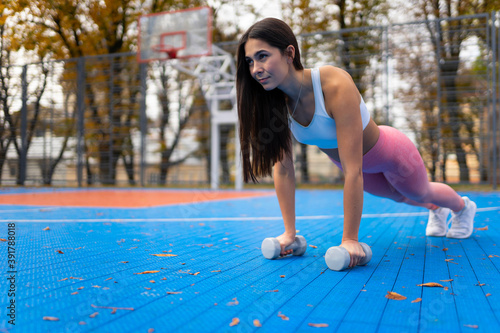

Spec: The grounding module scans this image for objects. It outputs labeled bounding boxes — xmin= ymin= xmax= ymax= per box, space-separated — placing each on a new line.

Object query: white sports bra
xmin=288 ymin=67 xmax=370 ymax=149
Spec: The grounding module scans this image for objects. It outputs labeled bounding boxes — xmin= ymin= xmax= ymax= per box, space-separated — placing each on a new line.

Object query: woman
xmin=236 ymin=18 xmax=476 ymax=268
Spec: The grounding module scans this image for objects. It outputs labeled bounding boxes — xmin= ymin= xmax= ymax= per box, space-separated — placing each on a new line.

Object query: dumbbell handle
xmin=284 ymin=240 xmax=300 ymax=251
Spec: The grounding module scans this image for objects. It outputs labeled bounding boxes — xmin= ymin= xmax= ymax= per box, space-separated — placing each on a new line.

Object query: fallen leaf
xmin=280 ymin=275 xmax=286 ymax=278
xmin=417 ymin=283 xmax=444 ymax=288
xmin=278 ymin=312 xmax=289 ymax=320
xmin=266 ymin=290 xmax=279 ymax=292
xmin=43 ymin=316 xmax=59 ymax=321
xmin=59 ymin=278 xmax=68 ymax=281
xmin=71 ymin=292 xmax=78 ymax=295
xmin=309 ymin=245 xmax=318 ymax=248
xmin=121 ymin=261 xmax=129 ymax=264
xmin=440 ymin=279 xmax=454 ymax=282
xmin=444 ymin=287 xmax=449 ymax=291
xmin=211 ymin=270 xmax=221 ymax=273
xmin=149 ymin=280 xmax=155 ymax=283
xmin=91 ymin=304 xmax=134 ymax=312
xmin=475 ymin=226 xmax=488 ymax=231
xmin=43 ymin=227 xmax=50 ymax=231
xmin=134 ymin=271 xmax=160 ymax=275
xmin=0 ymin=238 xmax=6 ymax=242
xmin=476 ymin=283 xmax=486 ymax=286
xmin=308 ymin=323 xmax=329 ymax=327
xmin=463 ymin=324 xmax=479 ymax=329
xmin=229 ymin=318 xmax=239 ymax=327
xmin=253 ymin=319 xmax=262 ymax=327
xmin=442 ymin=248 xmax=448 ymax=251
xmin=167 ymin=291 xmax=182 ymax=295
xmin=57 ymin=250 xmax=64 ymax=254
xmin=151 ymin=254 xmax=178 ymax=257
xmin=445 ymin=259 xmax=454 ymax=262
xmin=385 ymin=291 xmax=407 ymax=300
xmin=148 ymin=329 xmax=155 ymax=333
xmin=486 ymin=293 xmax=491 ymax=297
xmin=189 ymin=272 xmax=200 ymax=276
xmin=411 ymin=298 xmax=422 ymax=303
xmin=79 ymin=321 xmax=86 ymax=325
xmin=227 ymin=298 xmax=239 ymax=306
xmin=105 ymin=278 xmax=113 ymax=281
xmin=89 ymin=312 xmax=99 ymax=318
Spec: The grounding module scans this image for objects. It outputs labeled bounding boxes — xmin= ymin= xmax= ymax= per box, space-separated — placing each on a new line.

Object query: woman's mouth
xmin=258 ymin=77 xmax=270 ymax=84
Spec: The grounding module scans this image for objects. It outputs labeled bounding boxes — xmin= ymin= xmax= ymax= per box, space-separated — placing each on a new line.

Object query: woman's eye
xmin=259 ymin=54 xmax=267 ymax=60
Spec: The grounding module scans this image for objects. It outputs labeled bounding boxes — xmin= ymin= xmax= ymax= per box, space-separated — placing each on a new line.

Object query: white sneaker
xmin=446 ymin=197 xmax=477 ymax=239
xmin=426 ymin=207 xmax=451 ymax=237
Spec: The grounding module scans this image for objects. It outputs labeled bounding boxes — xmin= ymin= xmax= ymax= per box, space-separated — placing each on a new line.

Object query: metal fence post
xmin=77 ymin=58 xmax=85 ymax=187
xmin=435 ymin=19 xmax=444 ymax=182
xmin=18 ymin=65 xmax=28 ymax=185
xmin=139 ymin=62 xmax=147 ymax=187
xmin=494 ymin=12 xmax=498 ymax=190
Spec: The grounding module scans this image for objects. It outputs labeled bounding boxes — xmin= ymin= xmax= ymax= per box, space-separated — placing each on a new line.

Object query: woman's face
xmin=244 ymin=38 xmax=291 ymax=91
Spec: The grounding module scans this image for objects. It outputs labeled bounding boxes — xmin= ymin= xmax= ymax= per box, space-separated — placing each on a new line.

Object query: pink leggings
xmin=330 ymin=126 xmax=464 ymax=211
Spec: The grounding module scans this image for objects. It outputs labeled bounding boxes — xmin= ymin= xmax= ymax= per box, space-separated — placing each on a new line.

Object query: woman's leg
xmin=364 ymin=126 xmax=465 ymax=212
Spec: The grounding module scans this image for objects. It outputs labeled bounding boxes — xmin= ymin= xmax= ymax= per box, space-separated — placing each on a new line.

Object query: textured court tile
xmin=0 ymin=190 xmax=498 ymax=332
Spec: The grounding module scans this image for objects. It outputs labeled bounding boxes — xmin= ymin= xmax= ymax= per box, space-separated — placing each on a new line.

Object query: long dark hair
xmin=236 ymin=18 xmax=303 ymax=183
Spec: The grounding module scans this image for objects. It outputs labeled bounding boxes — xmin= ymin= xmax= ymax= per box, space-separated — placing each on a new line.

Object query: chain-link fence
xmin=1 ymin=13 xmax=499 ymax=188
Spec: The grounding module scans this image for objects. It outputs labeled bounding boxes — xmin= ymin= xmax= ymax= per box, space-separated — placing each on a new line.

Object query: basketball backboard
xmin=137 ymin=6 xmax=212 ymax=63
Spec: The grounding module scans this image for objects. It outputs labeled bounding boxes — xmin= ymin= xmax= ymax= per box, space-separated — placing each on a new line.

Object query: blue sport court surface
xmin=0 ymin=188 xmax=499 ymax=333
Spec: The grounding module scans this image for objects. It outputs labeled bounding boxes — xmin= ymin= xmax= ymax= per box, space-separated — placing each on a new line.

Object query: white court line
xmin=1 ymin=206 xmax=498 ymax=223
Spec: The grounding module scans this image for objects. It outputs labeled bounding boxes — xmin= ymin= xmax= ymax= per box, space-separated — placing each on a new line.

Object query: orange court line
xmin=0 ymin=190 xmax=273 ymax=208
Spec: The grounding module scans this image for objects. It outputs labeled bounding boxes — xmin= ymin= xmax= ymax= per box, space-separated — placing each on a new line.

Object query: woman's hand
xmin=275 ymin=233 xmax=297 ymax=257
xmin=340 ymin=239 xmax=366 ymax=268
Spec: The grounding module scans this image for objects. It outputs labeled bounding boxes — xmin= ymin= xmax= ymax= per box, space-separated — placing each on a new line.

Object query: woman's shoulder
xmin=317 ymin=65 xmax=354 ymax=92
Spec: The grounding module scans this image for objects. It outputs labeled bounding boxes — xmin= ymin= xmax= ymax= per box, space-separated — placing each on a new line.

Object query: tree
xmin=410 ymin=0 xmax=492 ymax=182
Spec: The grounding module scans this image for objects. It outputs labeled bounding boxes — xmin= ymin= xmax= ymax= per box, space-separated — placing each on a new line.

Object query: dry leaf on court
xmin=227 ymin=298 xmax=239 ymax=306
xmin=151 ymin=254 xmax=178 ymax=257
xmin=486 ymin=293 xmax=492 ymax=297
xmin=43 ymin=227 xmax=50 ymax=231
xmin=475 ymin=226 xmax=488 ymax=231
xmin=134 ymin=270 xmax=160 ymax=275
xmin=229 ymin=318 xmax=240 ymax=327
xmin=148 ymin=329 xmax=155 ymax=333
xmin=0 ymin=238 xmax=6 ymax=242
xmin=278 ymin=311 xmax=289 ymax=320
xmin=440 ymin=279 xmax=454 ymax=282
xmin=166 ymin=291 xmax=182 ymax=295
xmin=445 ymin=259 xmax=454 ymax=262
xmin=464 ymin=324 xmax=479 ymax=329
xmin=253 ymin=319 xmax=262 ymax=327
xmin=385 ymin=291 xmax=407 ymax=300
xmin=43 ymin=316 xmax=59 ymax=321
xmin=265 ymin=290 xmax=279 ymax=292
xmin=309 ymin=245 xmax=318 ymax=248
xmin=280 ymin=275 xmax=286 ymax=278
xmin=308 ymin=323 xmax=329 ymax=327
xmin=411 ymin=298 xmax=422 ymax=303
xmin=418 ymin=282 xmax=444 ymax=287
xmin=89 ymin=312 xmax=99 ymax=318
xmin=57 ymin=250 xmax=64 ymax=254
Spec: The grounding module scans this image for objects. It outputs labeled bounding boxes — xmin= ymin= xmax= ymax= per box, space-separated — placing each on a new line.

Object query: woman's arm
xmin=273 ymin=145 xmax=298 ymax=256
xmin=322 ymin=66 xmax=366 ymax=267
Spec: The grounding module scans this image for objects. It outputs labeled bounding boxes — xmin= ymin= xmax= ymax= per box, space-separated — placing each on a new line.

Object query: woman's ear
xmin=286 ymin=45 xmax=295 ymax=63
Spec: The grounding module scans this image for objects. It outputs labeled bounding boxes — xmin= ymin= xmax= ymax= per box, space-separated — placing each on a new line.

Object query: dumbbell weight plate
xmin=359 ymin=243 xmax=372 ymax=266
xmin=325 ymin=246 xmax=350 ymax=271
xmin=261 ymin=238 xmax=281 ymax=259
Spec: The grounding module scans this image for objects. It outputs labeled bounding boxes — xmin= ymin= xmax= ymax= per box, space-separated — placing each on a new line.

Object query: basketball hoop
xmin=137 ymin=7 xmax=212 ymax=63
xmin=151 ymin=45 xmax=182 ymax=59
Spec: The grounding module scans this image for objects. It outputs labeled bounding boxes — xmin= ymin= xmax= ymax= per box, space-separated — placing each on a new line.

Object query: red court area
xmin=0 ymin=190 xmax=272 ymax=208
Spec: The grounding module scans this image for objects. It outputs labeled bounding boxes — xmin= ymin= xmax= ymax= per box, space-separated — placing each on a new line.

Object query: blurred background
xmin=1 ymin=0 xmax=499 ymax=189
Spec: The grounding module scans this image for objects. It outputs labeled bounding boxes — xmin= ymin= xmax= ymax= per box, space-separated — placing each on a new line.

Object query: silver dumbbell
xmin=261 ymin=235 xmax=307 ymax=259
xmin=325 ymin=242 xmax=372 ymax=271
